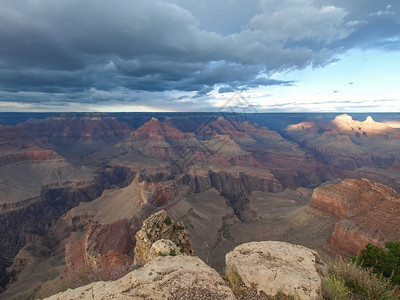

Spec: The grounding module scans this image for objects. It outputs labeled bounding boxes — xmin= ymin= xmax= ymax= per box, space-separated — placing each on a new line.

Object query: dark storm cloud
xmin=0 ymin=0 xmax=399 ymax=108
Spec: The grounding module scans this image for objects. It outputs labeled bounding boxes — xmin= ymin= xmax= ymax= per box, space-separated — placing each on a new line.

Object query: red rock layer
xmin=310 ymin=178 xmax=400 ymax=256
xmin=64 ymin=219 xmax=134 ymax=282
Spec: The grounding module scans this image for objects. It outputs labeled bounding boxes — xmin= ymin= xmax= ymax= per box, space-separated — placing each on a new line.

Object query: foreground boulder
xmin=225 ymin=241 xmax=326 ymax=300
xmin=133 ymin=210 xmax=192 ymax=266
xmin=45 ymin=255 xmax=236 ymax=300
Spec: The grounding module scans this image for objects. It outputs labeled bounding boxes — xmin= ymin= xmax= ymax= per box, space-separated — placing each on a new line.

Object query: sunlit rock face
xmin=286 ymin=114 xmax=400 ymax=172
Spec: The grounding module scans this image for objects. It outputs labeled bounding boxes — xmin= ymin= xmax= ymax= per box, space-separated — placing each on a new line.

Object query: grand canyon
xmin=1 ymin=112 xmax=400 ymax=299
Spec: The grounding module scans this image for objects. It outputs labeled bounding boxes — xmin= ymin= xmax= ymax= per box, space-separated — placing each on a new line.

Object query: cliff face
xmin=310 ymin=178 xmax=400 ymax=256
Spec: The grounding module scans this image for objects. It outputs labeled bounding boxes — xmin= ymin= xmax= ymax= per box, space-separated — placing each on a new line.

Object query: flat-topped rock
xmin=225 ymin=241 xmax=326 ymax=300
xmin=44 ymin=255 xmax=236 ymax=300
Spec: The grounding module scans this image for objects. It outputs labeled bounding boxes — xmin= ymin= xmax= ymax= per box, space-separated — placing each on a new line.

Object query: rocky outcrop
xmin=44 ymin=240 xmax=330 ymax=300
xmin=310 ymin=178 xmax=400 ymax=256
xmin=133 ymin=210 xmax=192 ymax=266
xmin=225 ymin=241 xmax=326 ymax=300
xmin=45 ymin=255 xmax=235 ymax=300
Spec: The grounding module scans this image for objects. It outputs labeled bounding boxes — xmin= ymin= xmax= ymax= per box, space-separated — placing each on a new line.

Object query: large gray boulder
xmin=45 ymin=255 xmax=236 ymax=300
xmin=225 ymin=241 xmax=326 ymax=300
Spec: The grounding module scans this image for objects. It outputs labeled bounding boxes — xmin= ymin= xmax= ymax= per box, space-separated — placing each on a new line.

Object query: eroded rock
xmin=133 ymin=210 xmax=192 ymax=266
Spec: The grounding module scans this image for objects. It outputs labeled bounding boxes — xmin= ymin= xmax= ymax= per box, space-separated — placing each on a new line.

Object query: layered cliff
xmin=310 ymin=178 xmax=400 ymax=256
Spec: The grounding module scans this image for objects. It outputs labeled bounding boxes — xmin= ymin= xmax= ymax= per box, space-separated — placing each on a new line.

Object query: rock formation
xmin=225 ymin=241 xmax=326 ymax=300
xmin=286 ymin=114 xmax=400 ymax=173
xmin=310 ymin=178 xmax=400 ymax=256
xmin=45 ymin=255 xmax=236 ymax=300
xmin=133 ymin=210 xmax=192 ymax=266
xmin=64 ymin=219 xmax=134 ymax=282
xmin=44 ymin=240 xmax=327 ymax=300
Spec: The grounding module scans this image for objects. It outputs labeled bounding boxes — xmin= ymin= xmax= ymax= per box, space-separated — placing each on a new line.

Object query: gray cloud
xmin=0 ymin=0 xmax=399 ymax=109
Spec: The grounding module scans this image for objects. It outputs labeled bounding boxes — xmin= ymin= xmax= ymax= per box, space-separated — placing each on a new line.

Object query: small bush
xmin=164 ymin=215 xmax=172 ymax=226
xmin=180 ymin=246 xmax=184 ymax=254
xmin=169 ymin=249 xmax=176 ymax=256
xmin=352 ymin=242 xmax=400 ymax=285
xmin=325 ymin=257 xmax=396 ymax=300
xmin=224 ymin=266 xmax=243 ymax=295
xmin=322 ymin=274 xmax=351 ymax=300
xmin=158 ymin=251 xmax=167 ymax=257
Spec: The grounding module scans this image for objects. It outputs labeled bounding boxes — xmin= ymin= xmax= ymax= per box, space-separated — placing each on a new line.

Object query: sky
xmin=0 ymin=0 xmax=399 ymax=112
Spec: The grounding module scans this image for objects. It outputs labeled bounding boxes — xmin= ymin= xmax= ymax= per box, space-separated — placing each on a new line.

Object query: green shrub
xmin=158 ymin=251 xmax=167 ymax=257
xmin=274 ymin=290 xmax=295 ymax=299
xmin=164 ymin=215 xmax=172 ymax=226
xmin=352 ymin=242 xmax=400 ymax=285
xmin=169 ymin=249 xmax=176 ymax=256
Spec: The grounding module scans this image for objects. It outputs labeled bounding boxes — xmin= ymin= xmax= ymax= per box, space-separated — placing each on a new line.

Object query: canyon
xmin=0 ymin=112 xmax=399 ymax=299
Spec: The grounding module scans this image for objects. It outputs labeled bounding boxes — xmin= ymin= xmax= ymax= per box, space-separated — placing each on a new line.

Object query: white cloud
xmin=246 ymin=0 xmax=350 ymax=44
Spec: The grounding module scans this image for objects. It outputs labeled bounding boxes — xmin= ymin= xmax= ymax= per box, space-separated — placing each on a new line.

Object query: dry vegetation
xmin=323 ymin=257 xmax=397 ymax=300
